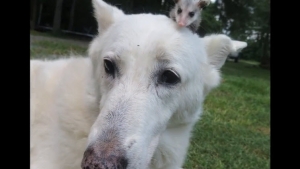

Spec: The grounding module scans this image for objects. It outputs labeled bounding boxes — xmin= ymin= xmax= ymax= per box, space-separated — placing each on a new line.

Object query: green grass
xmin=30 ymin=40 xmax=87 ymax=59
xmin=30 ymin=32 xmax=270 ymax=169
xmin=184 ymin=61 xmax=270 ymax=169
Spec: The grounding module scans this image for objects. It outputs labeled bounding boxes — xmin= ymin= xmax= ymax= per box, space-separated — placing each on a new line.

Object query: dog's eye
xmin=189 ymin=12 xmax=195 ymax=17
xmin=104 ymin=59 xmax=115 ymax=77
xmin=159 ymin=70 xmax=180 ymax=86
xmin=177 ymin=8 xmax=182 ymax=14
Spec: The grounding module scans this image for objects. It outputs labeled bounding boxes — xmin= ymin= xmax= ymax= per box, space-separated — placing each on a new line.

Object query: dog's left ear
xmin=203 ymin=34 xmax=247 ymax=70
xmin=201 ymin=34 xmax=247 ymax=94
xmin=230 ymin=40 xmax=248 ymax=57
xmin=198 ymin=0 xmax=211 ymax=9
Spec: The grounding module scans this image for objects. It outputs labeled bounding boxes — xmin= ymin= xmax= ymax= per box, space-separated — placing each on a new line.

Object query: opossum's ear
xmin=92 ymin=0 xmax=125 ymax=35
xmin=173 ymin=0 xmax=180 ymax=3
xmin=198 ymin=0 xmax=211 ymax=9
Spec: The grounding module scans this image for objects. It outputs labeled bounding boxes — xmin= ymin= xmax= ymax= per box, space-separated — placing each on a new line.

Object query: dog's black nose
xmin=81 ymin=146 xmax=128 ymax=169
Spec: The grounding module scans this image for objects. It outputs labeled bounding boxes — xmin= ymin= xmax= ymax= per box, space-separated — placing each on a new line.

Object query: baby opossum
xmin=169 ymin=0 xmax=211 ymax=33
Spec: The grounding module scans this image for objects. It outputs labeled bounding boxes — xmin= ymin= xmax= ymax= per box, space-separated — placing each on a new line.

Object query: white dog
xmin=30 ymin=0 xmax=247 ymax=169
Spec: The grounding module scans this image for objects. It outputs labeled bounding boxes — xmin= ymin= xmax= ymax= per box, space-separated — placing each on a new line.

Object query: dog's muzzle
xmin=81 ymin=129 xmax=128 ymax=169
xmin=81 ymin=144 xmax=128 ymax=169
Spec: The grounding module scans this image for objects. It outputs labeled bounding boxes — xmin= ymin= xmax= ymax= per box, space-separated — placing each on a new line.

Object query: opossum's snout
xmin=81 ymin=129 xmax=128 ymax=169
xmin=178 ymin=22 xmax=186 ymax=27
xmin=177 ymin=18 xmax=187 ymax=27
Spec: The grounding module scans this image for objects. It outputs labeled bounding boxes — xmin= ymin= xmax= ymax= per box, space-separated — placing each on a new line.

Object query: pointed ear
xmin=201 ymin=34 xmax=247 ymax=95
xmin=198 ymin=0 xmax=211 ymax=9
xmin=203 ymin=34 xmax=247 ymax=70
xmin=230 ymin=41 xmax=248 ymax=56
xmin=92 ymin=0 xmax=125 ymax=35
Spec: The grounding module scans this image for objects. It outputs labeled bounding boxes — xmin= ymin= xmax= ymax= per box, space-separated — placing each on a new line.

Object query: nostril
xmin=118 ymin=157 xmax=128 ymax=168
xmin=83 ymin=167 xmax=91 ymax=169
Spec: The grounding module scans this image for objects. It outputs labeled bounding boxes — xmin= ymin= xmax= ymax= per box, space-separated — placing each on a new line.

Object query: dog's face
xmin=81 ymin=1 xmax=224 ymax=169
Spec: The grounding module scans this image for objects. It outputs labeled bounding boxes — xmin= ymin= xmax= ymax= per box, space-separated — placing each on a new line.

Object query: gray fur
xmin=169 ymin=0 xmax=211 ymax=33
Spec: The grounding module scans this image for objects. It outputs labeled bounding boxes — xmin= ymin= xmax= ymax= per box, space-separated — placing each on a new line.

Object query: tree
xmin=68 ymin=0 xmax=77 ymax=31
xmin=53 ymin=0 xmax=64 ymax=34
xmin=197 ymin=2 xmax=223 ymax=36
xmin=253 ymin=0 xmax=270 ymax=68
xmin=213 ymin=0 xmax=270 ymax=68
xmin=30 ymin=0 xmax=38 ymax=29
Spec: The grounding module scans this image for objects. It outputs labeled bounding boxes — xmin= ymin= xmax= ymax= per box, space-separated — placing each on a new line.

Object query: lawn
xmin=185 ymin=61 xmax=270 ymax=169
xmin=30 ymin=32 xmax=270 ymax=169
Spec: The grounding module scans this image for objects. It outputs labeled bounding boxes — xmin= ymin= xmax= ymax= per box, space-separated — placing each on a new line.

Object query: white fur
xmin=230 ymin=40 xmax=247 ymax=57
xmin=30 ymin=1 xmax=247 ymax=169
xmin=202 ymin=34 xmax=247 ymax=69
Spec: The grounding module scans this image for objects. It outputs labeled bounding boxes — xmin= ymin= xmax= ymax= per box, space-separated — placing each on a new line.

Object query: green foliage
xmin=197 ymin=4 xmax=223 ymax=36
xmin=213 ymin=0 xmax=270 ymax=64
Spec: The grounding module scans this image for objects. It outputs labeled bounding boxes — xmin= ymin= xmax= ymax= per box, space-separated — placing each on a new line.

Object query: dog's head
xmin=81 ymin=1 xmax=236 ymax=168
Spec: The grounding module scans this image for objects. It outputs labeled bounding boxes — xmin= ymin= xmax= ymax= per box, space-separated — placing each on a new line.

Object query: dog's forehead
xmin=101 ymin=15 xmax=196 ymax=60
xmin=96 ymin=14 xmax=207 ymax=79
xmin=107 ymin=16 xmax=179 ymax=50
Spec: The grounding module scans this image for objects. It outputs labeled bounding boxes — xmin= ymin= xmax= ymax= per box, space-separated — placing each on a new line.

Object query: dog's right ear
xmin=92 ymin=0 xmax=125 ymax=35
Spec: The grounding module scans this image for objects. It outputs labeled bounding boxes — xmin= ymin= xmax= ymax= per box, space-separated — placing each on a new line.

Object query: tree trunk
xmin=53 ymin=0 xmax=64 ymax=34
xmin=68 ymin=0 xmax=77 ymax=31
xmin=259 ymin=32 xmax=270 ymax=69
xmin=30 ymin=0 xmax=37 ymax=29
xmin=234 ymin=57 xmax=239 ymax=63
xmin=37 ymin=3 xmax=43 ymax=26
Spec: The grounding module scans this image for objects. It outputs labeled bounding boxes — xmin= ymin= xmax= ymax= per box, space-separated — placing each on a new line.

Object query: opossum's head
xmin=173 ymin=0 xmax=210 ymax=27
